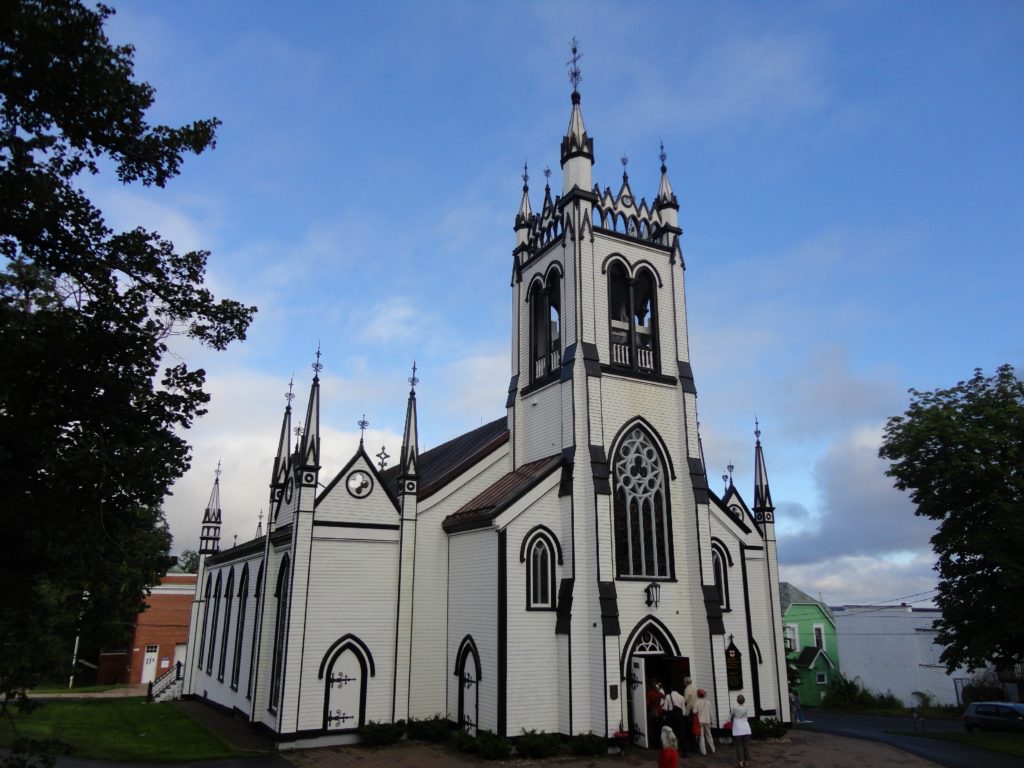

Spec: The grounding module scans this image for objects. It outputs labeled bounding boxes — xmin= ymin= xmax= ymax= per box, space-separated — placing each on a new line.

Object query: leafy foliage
xmin=0 ymin=0 xmax=255 ymax=698
xmin=177 ymin=550 xmax=200 ymax=574
xmin=821 ymin=673 xmax=903 ymax=710
xmin=568 ymin=732 xmax=607 ymax=756
xmin=880 ymin=365 xmax=1024 ymax=672
xmin=473 ymin=730 xmax=512 ymax=760
xmin=406 ymin=715 xmax=453 ymax=742
xmin=356 ymin=720 xmax=406 ymax=746
xmin=750 ymin=717 xmax=786 ymax=740
xmin=516 ymin=728 xmax=561 ymax=758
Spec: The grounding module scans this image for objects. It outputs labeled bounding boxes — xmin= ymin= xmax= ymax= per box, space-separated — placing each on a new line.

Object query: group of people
xmin=647 ymin=677 xmax=752 ymax=768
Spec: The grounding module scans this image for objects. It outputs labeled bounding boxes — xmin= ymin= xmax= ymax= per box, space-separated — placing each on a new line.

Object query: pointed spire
xmin=300 ymin=349 xmax=321 ymax=470
xmin=517 ymin=161 xmax=532 ymax=221
xmin=753 ymin=418 xmax=774 ymax=514
xmin=199 ymin=462 xmax=223 ymax=555
xmin=271 ymin=378 xmax=294 ymax=492
xmin=400 ymin=361 xmax=420 ymax=482
xmin=655 ymin=142 xmax=678 ymax=209
xmin=560 ymin=37 xmax=594 ymax=193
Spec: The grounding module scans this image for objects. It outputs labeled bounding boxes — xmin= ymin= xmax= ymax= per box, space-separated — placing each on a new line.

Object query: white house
xmin=181 ymin=76 xmax=790 ymax=750
xmin=832 ymin=604 xmax=971 ymax=707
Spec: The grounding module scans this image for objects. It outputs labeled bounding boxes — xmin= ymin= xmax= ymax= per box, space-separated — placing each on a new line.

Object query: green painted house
xmin=780 ymin=582 xmax=839 ymax=708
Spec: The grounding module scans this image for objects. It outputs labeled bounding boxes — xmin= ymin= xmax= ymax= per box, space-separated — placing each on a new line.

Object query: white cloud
xmin=781 ymin=552 xmax=937 ymax=607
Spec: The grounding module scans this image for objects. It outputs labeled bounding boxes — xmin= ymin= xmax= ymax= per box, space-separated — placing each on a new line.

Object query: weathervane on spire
xmin=567 ymin=36 xmax=582 ymax=93
xmin=408 ymin=360 xmax=419 ymax=393
xmin=620 ymin=154 xmax=629 ymax=181
xmin=312 ymin=344 xmax=323 ymax=379
xmin=727 ymin=460 xmax=735 ymax=486
xmin=543 ymin=166 xmax=551 ymax=186
xmin=659 ymin=141 xmax=667 ymax=172
xmin=521 ymin=161 xmax=529 ymax=189
xmin=214 ymin=459 xmax=222 ymax=481
xmin=358 ymin=414 xmax=369 ymax=446
xmin=376 ymin=445 xmax=390 ymax=471
xmin=285 ymin=375 xmax=295 ymax=405
xmin=755 ymin=415 xmax=761 ymax=441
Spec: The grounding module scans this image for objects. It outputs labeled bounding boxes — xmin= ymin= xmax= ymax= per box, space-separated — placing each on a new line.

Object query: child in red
xmin=659 ymin=725 xmax=680 ymax=768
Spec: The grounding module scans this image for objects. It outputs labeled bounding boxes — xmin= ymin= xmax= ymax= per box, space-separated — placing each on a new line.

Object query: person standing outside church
xmin=693 ymin=688 xmax=715 ymax=755
xmin=731 ymin=694 xmax=752 ymax=767
xmin=682 ymin=676 xmax=698 ymax=749
xmin=663 ymin=683 xmax=687 ymax=756
xmin=646 ymin=679 xmax=665 ymax=743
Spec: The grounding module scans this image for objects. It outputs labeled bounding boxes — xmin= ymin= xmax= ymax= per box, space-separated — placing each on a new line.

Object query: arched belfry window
xmin=608 ymin=263 xmax=658 ymax=373
xmin=529 ymin=271 xmax=561 ymax=383
xmin=613 ymin=426 xmax=672 ymax=578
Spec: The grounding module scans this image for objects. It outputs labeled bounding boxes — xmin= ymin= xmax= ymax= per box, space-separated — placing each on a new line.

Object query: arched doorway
xmin=622 ymin=618 xmax=688 ymax=749
xmin=455 ymin=636 xmax=481 ymax=736
xmin=318 ymin=635 xmax=375 ymax=732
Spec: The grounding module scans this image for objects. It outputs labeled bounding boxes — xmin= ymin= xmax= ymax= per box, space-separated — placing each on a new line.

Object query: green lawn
xmin=894 ymin=730 xmax=1024 ymax=758
xmin=29 ymin=684 xmax=124 ymax=694
xmin=0 ymin=698 xmax=250 ymax=762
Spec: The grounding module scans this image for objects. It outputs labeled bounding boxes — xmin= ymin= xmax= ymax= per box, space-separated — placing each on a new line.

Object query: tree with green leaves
xmin=0 ymin=0 xmax=256 ymax=701
xmin=880 ymin=364 xmax=1024 ymax=673
xmin=178 ymin=549 xmax=200 ymax=574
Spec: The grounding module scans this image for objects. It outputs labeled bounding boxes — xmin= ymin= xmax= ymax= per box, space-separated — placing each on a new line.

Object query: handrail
xmin=147 ymin=661 xmax=182 ymax=701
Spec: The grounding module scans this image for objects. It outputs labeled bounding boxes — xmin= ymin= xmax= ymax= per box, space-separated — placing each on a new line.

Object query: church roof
xmin=442 ymin=453 xmax=563 ymax=533
xmin=380 ymin=416 xmax=508 ymax=499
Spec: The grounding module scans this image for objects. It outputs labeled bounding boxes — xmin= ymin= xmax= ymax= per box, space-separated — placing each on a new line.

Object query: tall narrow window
xmin=218 ymin=569 xmax=234 ymax=681
xmin=711 ymin=547 xmax=728 ymax=609
xmin=529 ymin=271 xmax=561 ymax=383
xmin=813 ymin=624 xmax=824 ymax=650
xmin=207 ymin=572 xmax=222 ymax=674
xmin=197 ymin=575 xmax=212 ymax=669
xmin=608 ymin=263 xmax=658 ymax=373
xmin=231 ymin=565 xmax=249 ymax=690
xmin=268 ymin=557 xmax=290 ymax=713
xmin=246 ymin=563 xmax=264 ymax=700
xmin=529 ymin=539 xmax=552 ymax=608
xmin=613 ymin=426 xmax=671 ymax=578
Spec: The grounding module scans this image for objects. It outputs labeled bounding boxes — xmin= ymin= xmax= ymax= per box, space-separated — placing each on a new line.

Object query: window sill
xmin=614 ymin=575 xmax=677 ymax=582
xmin=600 ymin=365 xmax=676 ymax=386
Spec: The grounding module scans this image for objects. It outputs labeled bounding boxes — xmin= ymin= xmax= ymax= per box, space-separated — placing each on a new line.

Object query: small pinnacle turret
xmin=399 ymin=361 xmax=420 ymax=485
xmin=753 ymin=419 xmax=775 ymax=521
xmin=199 ymin=463 xmax=223 ymax=555
xmin=560 ymin=38 xmax=594 ymax=194
xmin=271 ymin=378 xmax=294 ymax=506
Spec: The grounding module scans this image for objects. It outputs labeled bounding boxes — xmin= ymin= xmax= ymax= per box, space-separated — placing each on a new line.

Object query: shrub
xmin=821 ymin=674 xmax=902 ymax=709
xmin=407 ymin=715 xmax=453 ymax=742
xmin=568 ymin=732 xmax=607 ymax=756
xmin=750 ymin=717 xmax=786 ymax=739
xmin=454 ymin=728 xmax=478 ymax=754
xmin=357 ymin=719 xmax=406 ymax=746
xmin=516 ymin=729 xmax=561 ymax=758
xmin=475 ymin=730 xmax=512 ymax=760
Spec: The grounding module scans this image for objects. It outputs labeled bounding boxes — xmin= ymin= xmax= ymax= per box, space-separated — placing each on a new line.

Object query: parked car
xmin=963 ymin=701 xmax=1024 ymax=732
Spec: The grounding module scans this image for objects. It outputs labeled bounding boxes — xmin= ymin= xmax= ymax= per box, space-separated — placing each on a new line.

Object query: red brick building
xmin=128 ymin=572 xmax=197 ymax=684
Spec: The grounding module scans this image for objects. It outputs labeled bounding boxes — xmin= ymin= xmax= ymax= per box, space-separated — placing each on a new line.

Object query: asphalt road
xmin=801 ymin=710 xmax=1024 ymax=768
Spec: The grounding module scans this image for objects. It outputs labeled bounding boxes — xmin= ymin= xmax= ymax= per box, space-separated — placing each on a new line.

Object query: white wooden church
xmin=181 ymin=73 xmax=790 ymax=749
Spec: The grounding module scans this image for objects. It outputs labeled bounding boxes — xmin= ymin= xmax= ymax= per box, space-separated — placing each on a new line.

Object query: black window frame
xmin=607 ymin=262 xmax=659 ymax=375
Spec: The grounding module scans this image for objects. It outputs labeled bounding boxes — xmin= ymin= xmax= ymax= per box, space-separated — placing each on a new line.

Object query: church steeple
xmin=514 ymin=162 xmax=532 ymax=249
xmin=560 ymin=37 xmax=594 ymax=195
xmin=199 ymin=463 xmax=223 ymax=555
xmin=299 ymin=349 xmax=322 ymax=471
xmin=753 ymin=419 xmax=775 ymax=522
xmin=654 ymin=143 xmax=681 ymax=243
xmin=399 ymin=361 xmax=420 ymax=487
xmin=271 ymin=378 xmax=294 ymax=504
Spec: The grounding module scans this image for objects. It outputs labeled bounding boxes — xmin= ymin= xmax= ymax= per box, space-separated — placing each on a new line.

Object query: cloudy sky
xmin=95 ymin=1 xmax=1022 ymax=606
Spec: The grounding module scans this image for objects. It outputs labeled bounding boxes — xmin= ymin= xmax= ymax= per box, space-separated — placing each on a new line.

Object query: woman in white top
xmin=730 ymin=694 xmax=752 ymax=767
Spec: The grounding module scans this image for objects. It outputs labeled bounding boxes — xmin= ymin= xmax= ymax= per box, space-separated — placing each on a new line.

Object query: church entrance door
xmin=456 ymin=640 xmax=480 ymax=736
xmin=323 ymin=648 xmax=364 ymax=732
xmin=628 ymin=655 xmax=648 ymax=747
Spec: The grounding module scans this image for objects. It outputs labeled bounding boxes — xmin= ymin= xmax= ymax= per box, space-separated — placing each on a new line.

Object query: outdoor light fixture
xmin=644 ymin=582 xmax=661 ymax=608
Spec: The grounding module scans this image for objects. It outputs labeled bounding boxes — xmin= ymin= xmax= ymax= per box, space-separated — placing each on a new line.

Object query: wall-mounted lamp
xmin=644 ymin=582 xmax=661 ymax=608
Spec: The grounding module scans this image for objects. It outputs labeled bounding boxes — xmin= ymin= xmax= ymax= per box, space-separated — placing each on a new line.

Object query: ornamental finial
xmin=521 ymin=160 xmax=529 ymax=190
xmin=567 ymin=36 xmax=582 ymax=93
xmin=285 ymin=375 xmax=295 ymax=405
xmin=408 ymin=360 xmax=420 ymax=393
xmin=293 ymin=425 xmax=303 ymax=451
xmin=376 ymin=445 xmax=390 ymax=471
xmin=312 ymin=344 xmax=323 ymax=379
xmin=358 ymin=414 xmax=369 ymax=446
xmin=621 ymin=154 xmax=629 ymax=181
xmin=659 ymin=141 xmax=667 ymax=172
xmin=214 ymin=459 xmax=222 ymax=480
xmin=543 ymin=166 xmax=551 ymax=187
xmin=755 ymin=415 xmax=761 ymax=441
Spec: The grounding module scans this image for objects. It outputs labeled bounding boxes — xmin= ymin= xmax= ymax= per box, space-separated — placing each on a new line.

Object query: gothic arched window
xmin=529 ymin=271 xmax=561 ymax=383
xmin=268 ymin=556 xmax=290 ymax=713
xmin=230 ymin=565 xmax=249 ymax=690
xmin=246 ymin=562 xmax=264 ymax=700
xmin=218 ymin=568 xmax=234 ymax=681
xmin=207 ymin=572 xmax=222 ymax=674
xmin=613 ymin=427 xmax=672 ymax=578
xmin=608 ymin=263 xmax=658 ymax=373
xmin=711 ymin=543 xmax=731 ymax=611
xmin=197 ymin=575 xmax=212 ymax=670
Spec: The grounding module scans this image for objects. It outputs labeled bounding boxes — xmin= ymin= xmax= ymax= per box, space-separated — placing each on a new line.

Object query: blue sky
xmin=97 ymin=1 xmax=1023 ymax=605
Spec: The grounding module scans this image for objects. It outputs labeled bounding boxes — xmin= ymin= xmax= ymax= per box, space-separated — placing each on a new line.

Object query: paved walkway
xmin=30 ymin=685 xmax=150 ymax=699
xmin=284 ymin=729 xmax=939 ymax=768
